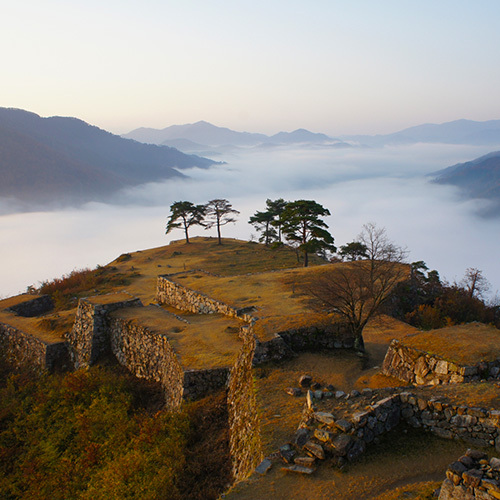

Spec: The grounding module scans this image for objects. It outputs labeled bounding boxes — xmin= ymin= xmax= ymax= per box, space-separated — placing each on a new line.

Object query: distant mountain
xmin=0 ymin=108 xmax=215 ymax=208
xmin=432 ymin=151 xmax=500 ymax=215
xmin=123 ymin=121 xmax=343 ymax=148
xmin=344 ymin=119 xmax=500 ymax=146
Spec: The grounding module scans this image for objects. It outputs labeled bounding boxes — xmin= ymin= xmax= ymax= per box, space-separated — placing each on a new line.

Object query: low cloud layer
xmin=1 ymin=143 xmax=499 ymax=298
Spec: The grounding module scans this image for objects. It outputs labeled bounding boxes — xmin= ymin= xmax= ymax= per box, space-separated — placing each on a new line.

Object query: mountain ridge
xmin=0 ymin=108 xmax=216 ymax=209
xmin=123 ymin=120 xmax=341 ymax=148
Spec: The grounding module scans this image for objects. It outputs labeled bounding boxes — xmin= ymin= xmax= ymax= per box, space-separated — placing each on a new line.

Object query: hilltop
xmin=2 ymin=237 xmax=500 ymax=500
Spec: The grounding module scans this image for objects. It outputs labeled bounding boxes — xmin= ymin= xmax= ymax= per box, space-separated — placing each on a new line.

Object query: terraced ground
xmin=3 ymin=237 xmax=500 ymax=499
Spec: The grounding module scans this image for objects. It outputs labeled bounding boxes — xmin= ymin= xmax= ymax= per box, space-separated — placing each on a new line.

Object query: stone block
xmin=314 ymin=428 xmax=334 ymax=443
xmin=282 ymin=464 xmax=315 ymax=474
xmin=294 ymin=456 xmax=316 ymax=468
xmin=335 ymin=419 xmax=352 ymax=433
xmin=331 ymin=433 xmax=354 ymax=457
xmin=314 ymin=412 xmax=335 ymax=426
xmin=255 ymin=458 xmax=273 ymax=475
xmin=304 ymin=441 xmax=325 ymax=460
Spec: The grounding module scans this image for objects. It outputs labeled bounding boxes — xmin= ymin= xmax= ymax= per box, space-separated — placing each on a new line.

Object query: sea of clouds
xmin=1 ymin=142 xmax=499 ymax=299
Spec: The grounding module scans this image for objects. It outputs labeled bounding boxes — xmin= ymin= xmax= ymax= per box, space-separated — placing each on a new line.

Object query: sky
xmin=3 ymin=1 xmax=500 ymax=136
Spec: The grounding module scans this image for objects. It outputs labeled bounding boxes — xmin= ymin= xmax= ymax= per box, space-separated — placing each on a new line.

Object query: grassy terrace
xmin=401 ymin=322 xmax=500 ymax=366
xmin=0 ymin=295 xmax=66 ymax=344
xmin=110 ymin=305 xmax=242 ymax=370
xmin=108 ymin=237 xmax=326 ymax=306
xmin=169 ymin=265 xmax=342 ymax=342
xmin=0 ymin=237 xmax=324 ymax=344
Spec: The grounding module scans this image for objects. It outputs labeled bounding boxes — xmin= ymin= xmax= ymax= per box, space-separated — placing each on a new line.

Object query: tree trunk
xmin=304 ymin=251 xmax=309 ymax=267
xmin=353 ymin=331 xmax=365 ymax=353
xmin=184 ymin=224 xmax=190 ymax=244
xmin=217 ymin=223 xmax=222 ymax=244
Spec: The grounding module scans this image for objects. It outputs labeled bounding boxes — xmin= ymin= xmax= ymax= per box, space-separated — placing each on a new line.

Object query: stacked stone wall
xmin=0 ymin=322 xmax=68 ymax=372
xmin=278 ymin=323 xmax=354 ymax=351
xmin=300 ymin=389 xmax=500 ymax=468
xmin=383 ymin=340 xmax=500 ymax=386
xmin=108 ymin=313 xmax=184 ymax=409
xmin=66 ymin=295 xmax=142 ymax=369
xmin=227 ymin=332 xmax=263 ymax=481
xmin=156 ymin=275 xmax=254 ymax=322
xmin=6 ymin=295 xmax=54 ymax=317
xmin=183 ymin=367 xmax=230 ymax=400
xmin=439 ymin=450 xmax=500 ymax=500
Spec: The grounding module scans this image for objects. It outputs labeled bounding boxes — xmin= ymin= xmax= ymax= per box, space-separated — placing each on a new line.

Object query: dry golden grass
xmin=402 ymin=323 xmax=500 ymax=365
xmin=0 ymin=309 xmax=65 ymax=344
xmin=413 ymin=381 xmax=500 ymax=408
xmin=87 ymin=292 xmax=137 ymax=305
xmin=0 ymin=294 xmax=39 ymax=309
xmin=110 ymin=305 xmax=242 ymax=370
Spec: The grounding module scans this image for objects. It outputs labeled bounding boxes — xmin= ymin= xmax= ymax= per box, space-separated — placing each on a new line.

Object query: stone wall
xmin=108 ymin=311 xmax=185 ymax=409
xmin=278 ymin=323 xmax=354 ymax=351
xmin=0 ymin=322 xmax=68 ymax=372
xmin=227 ymin=329 xmax=263 ymax=481
xmin=5 ymin=295 xmax=54 ymax=317
xmin=66 ymin=294 xmax=142 ymax=369
xmin=183 ymin=367 xmax=230 ymax=401
xmin=439 ymin=450 xmax=500 ymax=500
xmin=382 ymin=340 xmax=500 ymax=386
xmin=298 ymin=388 xmax=500 ymax=469
xmin=156 ymin=275 xmax=254 ymax=322
xmin=157 ymin=275 xmax=356 ymax=366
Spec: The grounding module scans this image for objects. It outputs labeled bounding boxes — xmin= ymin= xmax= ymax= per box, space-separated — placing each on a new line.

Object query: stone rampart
xmin=227 ymin=331 xmax=263 ymax=481
xmin=0 ymin=322 xmax=68 ymax=372
xmin=65 ymin=294 xmax=142 ymax=369
xmin=299 ymin=388 xmax=500 ymax=469
xmin=439 ymin=450 xmax=500 ymax=500
xmin=383 ymin=340 xmax=500 ymax=386
xmin=6 ymin=294 xmax=54 ymax=317
xmin=183 ymin=367 xmax=230 ymax=401
xmin=108 ymin=310 xmax=185 ymax=409
xmin=156 ymin=274 xmax=254 ymax=322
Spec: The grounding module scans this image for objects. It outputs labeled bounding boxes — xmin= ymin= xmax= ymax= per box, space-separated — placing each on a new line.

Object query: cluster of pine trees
xmin=166 ymin=198 xmax=336 ymax=267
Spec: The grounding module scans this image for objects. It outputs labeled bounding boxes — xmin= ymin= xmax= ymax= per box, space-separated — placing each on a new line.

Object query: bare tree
xmin=204 ymin=199 xmax=239 ymax=245
xmin=305 ymin=223 xmax=408 ymax=352
xmin=460 ymin=267 xmax=490 ymax=299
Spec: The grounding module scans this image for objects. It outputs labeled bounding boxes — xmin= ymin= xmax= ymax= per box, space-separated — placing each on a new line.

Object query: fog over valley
xmin=1 ymin=142 xmax=499 ymax=299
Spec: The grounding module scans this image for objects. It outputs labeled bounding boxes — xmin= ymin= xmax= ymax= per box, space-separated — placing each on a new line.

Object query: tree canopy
xmin=248 ymin=198 xmax=287 ymax=245
xmin=281 ymin=199 xmax=335 ymax=267
xmin=204 ymin=199 xmax=239 ymax=245
xmin=166 ymin=201 xmax=206 ymax=244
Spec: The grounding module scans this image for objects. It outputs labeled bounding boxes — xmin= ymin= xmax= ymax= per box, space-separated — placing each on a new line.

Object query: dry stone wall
xmin=6 ymin=295 xmax=54 ymax=317
xmin=156 ymin=275 xmax=254 ymax=322
xmin=108 ymin=310 xmax=185 ymax=409
xmin=298 ymin=388 xmax=500 ymax=469
xmin=227 ymin=329 xmax=263 ymax=481
xmin=383 ymin=340 xmax=500 ymax=385
xmin=439 ymin=450 xmax=500 ymax=500
xmin=66 ymin=295 xmax=142 ymax=369
xmin=183 ymin=367 xmax=230 ymax=401
xmin=0 ymin=322 xmax=68 ymax=372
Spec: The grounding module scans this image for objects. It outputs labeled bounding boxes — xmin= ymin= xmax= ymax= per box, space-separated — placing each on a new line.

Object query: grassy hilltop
xmin=1 ymin=237 xmax=500 ymax=500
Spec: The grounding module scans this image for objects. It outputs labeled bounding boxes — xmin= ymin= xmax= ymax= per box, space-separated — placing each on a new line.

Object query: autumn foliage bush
xmin=0 ymin=365 xmax=231 ymax=500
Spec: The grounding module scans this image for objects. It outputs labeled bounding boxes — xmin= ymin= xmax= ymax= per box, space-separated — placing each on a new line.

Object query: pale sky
xmin=2 ymin=0 xmax=500 ymax=136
